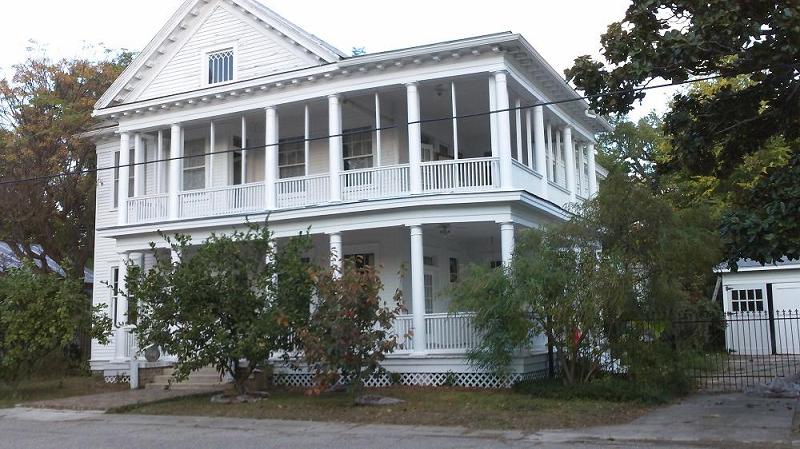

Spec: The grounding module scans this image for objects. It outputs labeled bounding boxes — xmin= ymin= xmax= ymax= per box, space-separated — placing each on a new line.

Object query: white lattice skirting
xmin=104 ymin=375 xmax=131 ymax=384
xmin=273 ymin=370 xmax=546 ymax=389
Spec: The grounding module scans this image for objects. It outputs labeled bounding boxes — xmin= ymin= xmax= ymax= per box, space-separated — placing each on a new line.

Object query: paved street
xmin=0 ymin=394 xmax=795 ymax=449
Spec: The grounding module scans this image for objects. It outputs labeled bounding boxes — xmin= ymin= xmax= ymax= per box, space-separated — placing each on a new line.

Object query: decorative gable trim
xmin=96 ymin=0 xmax=345 ymax=110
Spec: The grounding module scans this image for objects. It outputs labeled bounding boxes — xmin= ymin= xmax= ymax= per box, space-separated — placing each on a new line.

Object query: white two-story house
xmin=89 ymin=0 xmax=610 ymax=388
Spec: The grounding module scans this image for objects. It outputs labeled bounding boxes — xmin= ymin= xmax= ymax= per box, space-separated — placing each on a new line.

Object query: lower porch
xmin=96 ymin=220 xmax=549 ymax=386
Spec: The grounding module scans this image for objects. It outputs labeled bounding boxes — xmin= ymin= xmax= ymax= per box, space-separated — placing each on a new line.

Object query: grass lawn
xmin=0 ymin=376 xmax=128 ymax=408
xmin=119 ymin=386 xmax=652 ymax=430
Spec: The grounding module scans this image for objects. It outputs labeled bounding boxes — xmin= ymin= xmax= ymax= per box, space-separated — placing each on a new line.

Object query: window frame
xmin=112 ymin=149 xmax=135 ymax=210
xmin=342 ymin=127 xmax=374 ymax=171
xmin=200 ymin=43 xmax=238 ymax=87
xmin=278 ymin=136 xmax=306 ymax=179
xmin=182 ymin=138 xmax=207 ymax=191
xmin=110 ymin=266 xmax=120 ymax=327
xmin=730 ymin=288 xmax=765 ymax=313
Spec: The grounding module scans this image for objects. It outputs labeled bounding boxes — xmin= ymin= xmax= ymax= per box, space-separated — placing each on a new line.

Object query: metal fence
xmin=669 ymin=310 xmax=800 ymax=392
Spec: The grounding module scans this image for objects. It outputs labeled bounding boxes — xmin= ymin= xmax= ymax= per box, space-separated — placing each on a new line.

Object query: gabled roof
xmin=96 ymin=0 xmax=345 ymax=110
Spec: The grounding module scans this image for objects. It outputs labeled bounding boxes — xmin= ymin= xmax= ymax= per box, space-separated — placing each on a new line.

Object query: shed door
xmin=772 ymin=283 xmax=800 ymax=354
xmin=726 ymin=284 xmax=770 ymax=355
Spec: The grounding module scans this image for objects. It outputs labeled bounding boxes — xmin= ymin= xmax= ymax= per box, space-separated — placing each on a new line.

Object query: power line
xmin=0 ymin=73 xmax=728 ymax=187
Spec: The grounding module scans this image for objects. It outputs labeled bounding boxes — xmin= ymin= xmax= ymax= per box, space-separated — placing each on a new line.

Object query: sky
xmin=0 ymin=0 xmax=672 ymax=119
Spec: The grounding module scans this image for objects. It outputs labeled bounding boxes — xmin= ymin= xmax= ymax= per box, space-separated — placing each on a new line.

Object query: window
xmin=279 ymin=137 xmax=305 ymax=179
xmin=183 ymin=139 xmax=206 ymax=191
xmin=731 ymin=288 xmax=764 ymax=312
xmin=345 ymin=253 xmax=374 ymax=270
xmin=113 ymin=149 xmax=135 ymax=208
xmin=208 ymin=49 xmax=234 ymax=84
xmin=343 ymin=127 xmax=373 ymax=170
xmin=423 ymin=256 xmax=436 ymax=267
xmin=424 ymin=274 xmax=434 ymax=314
xmin=110 ymin=267 xmax=120 ymax=326
xmin=449 ymin=257 xmax=459 ymax=283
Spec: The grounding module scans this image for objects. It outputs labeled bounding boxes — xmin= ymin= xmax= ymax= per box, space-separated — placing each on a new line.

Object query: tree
xmin=0 ymin=264 xmax=111 ymax=385
xmin=126 ymin=223 xmax=314 ymax=395
xmin=0 ymin=46 xmax=133 ymax=277
xmin=596 ymin=112 xmax=667 ymax=190
xmin=565 ymin=1 xmax=800 ymax=266
xmin=451 ymin=172 xmax=721 ymax=384
xmin=300 ymin=259 xmax=400 ymax=396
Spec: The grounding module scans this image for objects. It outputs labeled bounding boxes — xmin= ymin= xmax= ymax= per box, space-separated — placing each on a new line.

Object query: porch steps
xmin=146 ymin=366 xmax=229 ymax=391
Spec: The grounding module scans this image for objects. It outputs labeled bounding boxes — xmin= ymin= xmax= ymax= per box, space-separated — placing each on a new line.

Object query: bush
xmin=300 ymin=259 xmax=401 ymax=397
xmin=513 ymin=374 xmax=685 ymax=404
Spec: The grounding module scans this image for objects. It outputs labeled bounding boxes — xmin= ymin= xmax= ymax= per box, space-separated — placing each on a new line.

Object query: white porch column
xmin=133 ymin=133 xmax=145 ymax=197
xmin=168 ymin=124 xmax=181 ymax=219
xmin=500 ymin=222 xmax=515 ymax=267
xmin=329 ymin=232 xmax=343 ymax=275
xmin=117 ymin=133 xmax=131 ymax=225
xmin=170 ymin=248 xmax=180 ymax=265
xmin=587 ymin=142 xmax=598 ymax=196
xmin=577 ymin=141 xmax=586 ymax=197
xmin=112 ymin=252 xmax=131 ymax=362
xmin=409 ymin=225 xmax=426 ymax=353
xmin=525 ymin=109 xmax=533 ymax=170
xmin=157 ymin=130 xmax=166 ymax=194
xmin=489 ymin=76 xmax=498 ymax=158
xmin=328 ymin=95 xmax=343 ymax=202
xmin=265 ymin=106 xmax=278 ymax=209
xmin=563 ymin=127 xmax=577 ymax=203
xmin=241 ymin=116 xmax=248 ymax=183
xmin=533 ymin=106 xmax=548 ymax=198
xmin=406 ymin=83 xmax=423 ymax=194
xmin=493 ymin=71 xmax=513 ymax=189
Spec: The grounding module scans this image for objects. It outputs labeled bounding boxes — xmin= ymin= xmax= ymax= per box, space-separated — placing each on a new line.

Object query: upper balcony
xmin=113 ymin=72 xmax=599 ymax=227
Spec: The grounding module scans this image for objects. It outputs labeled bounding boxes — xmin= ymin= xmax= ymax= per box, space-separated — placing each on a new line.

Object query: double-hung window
xmin=183 ymin=139 xmax=206 ymax=191
xmin=208 ymin=48 xmax=234 ymax=85
xmin=278 ymin=137 xmax=305 ymax=179
xmin=343 ymin=127 xmax=373 ymax=170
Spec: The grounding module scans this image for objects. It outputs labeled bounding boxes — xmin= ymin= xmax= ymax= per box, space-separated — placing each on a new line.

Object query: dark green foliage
xmin=0 ymin=265 xmax=111 ymax=384
xmin=513 ymin=375 xmax=685 ymax=404
xmin=565 ymin=1 xmax=800 ymax=266
xmin=452 ymin=172 xmax=721 ymax=387
xmin=127 ymin=222 xmax=314 ymax=395
xmin=300 ymin=259 xmax=400 ymax=396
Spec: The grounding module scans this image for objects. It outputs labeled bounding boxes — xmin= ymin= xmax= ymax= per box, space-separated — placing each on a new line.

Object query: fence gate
xmin=684 ymin=310 xmax=800 ymax=392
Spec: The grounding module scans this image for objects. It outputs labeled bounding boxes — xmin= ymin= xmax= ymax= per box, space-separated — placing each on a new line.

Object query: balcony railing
xmin=393 ymin=313 xmax=479 ymax=353
xmin=179 ymin=182 xmax=265 ymax=219
xmin=127 ymin=194 xmax=168 ymax=224
xmin=123 ymin=157 xmax=545 ymax=225
xmin=420 ymin=157 xmax=499 ymax=193
xmin=341 ymin=164 xmax=410 ymax=202
xmin=276 ymin=174 xmax=330 ymax=209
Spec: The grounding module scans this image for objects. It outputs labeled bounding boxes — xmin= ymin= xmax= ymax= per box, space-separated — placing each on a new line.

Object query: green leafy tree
xmin=300 ymin=259 xmax=400 ymax=396
xmin=565 ymin=1 xmax=800 ymax=266
xmin=452 ymin=172 xmax=721 ymax=385
xmin=0 ymin=46 xmax=133 ymax=277
xmin=0 ymin=264 xmax=111 ymax=385
xmin=126 ymin=223 xmax=314 ymax=395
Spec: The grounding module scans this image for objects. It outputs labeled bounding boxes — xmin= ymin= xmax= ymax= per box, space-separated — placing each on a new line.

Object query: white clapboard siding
xmin=95 ymin=140 xmax=119 ymax=229
xmin=90 ymin=235 xmax=119 ymax=363
xmin=137 ymin=3 xmax=318 ymax=102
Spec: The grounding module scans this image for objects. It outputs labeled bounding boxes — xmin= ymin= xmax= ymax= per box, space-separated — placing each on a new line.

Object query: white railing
xmin=121 ymin=326 xmax=138 ymax=360
xmin=425 ymin=313 xmax=480 ymax=352
xmin=276 ymin=174 xmax=330 ymax=209
xmin=420 ymin=157 xmax=499 ymax=193
xmin=179 ymin=182 xmax=265 ymax=219
xmin=341 ymin=164 xmax=410 ymax=201
xmin=127 ymin=194 xmax=169 ymax=224
xmin=393 ymin=315 xmax=415 ymax=352
xmin=393 ymin=313 xmax=480 ymax=353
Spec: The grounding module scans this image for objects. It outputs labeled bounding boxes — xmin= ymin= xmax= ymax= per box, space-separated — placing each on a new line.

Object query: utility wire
xmin=0 ymin=73 xmax=730 ymax=187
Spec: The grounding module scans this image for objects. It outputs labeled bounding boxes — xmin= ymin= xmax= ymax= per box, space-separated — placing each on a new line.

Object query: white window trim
xmin=182 ymin=138 xmax=208 ymax=191
xmin=200 ymin=42 xmax=239 ymax=87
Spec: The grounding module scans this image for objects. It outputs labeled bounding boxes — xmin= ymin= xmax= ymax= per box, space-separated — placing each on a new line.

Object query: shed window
xmin=731 ymin=288 xmax=764 ymax=313
xmin=208 ymin=49 xmax=234 ymax=84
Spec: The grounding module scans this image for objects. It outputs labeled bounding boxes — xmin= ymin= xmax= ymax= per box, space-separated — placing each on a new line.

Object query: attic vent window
xmin=208 ymin=49 xmax=234 ymax=84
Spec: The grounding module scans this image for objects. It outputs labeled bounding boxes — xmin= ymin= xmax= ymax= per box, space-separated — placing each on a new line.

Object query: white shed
xmin=720 ymin=260 xmax=800 ymax=355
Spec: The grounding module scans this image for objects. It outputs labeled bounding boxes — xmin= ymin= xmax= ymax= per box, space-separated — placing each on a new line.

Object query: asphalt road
xmin=0 ymin=400 xmax=792 ymax=449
